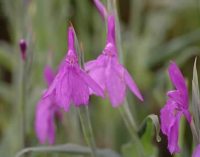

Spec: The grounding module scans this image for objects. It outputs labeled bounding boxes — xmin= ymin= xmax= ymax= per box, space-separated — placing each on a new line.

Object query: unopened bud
xmin=19 ymin=39 xmax=27 ymax=61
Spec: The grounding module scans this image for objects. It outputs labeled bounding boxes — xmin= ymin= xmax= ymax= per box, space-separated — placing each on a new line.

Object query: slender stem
xmin=119 ymin=100 xmax=145 ymax=157
xmin=106 ymin=0 xmax=145 ymax=156
xmin=21 ymin=61 xmax=26 ymax=148
xmin=78 ymin=106 xmax=97 ymax=157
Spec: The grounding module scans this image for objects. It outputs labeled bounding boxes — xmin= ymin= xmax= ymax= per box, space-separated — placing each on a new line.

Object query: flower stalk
xmin=19 ymin=39 xmax=27 ymax=148
xmin=78 ymin=106 xmax=97 ymax=157
xmin=119 ymin=101 xmax=145 ymax=157
xmin=106 ymin=0 xmax=145 ymax=156
xmin=78 ymin=40 xmax=98 ymax=157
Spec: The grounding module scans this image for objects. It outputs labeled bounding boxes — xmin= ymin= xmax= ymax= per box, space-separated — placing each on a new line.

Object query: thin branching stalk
xmin=20 ymin=59 xmax=26 ymax=148
xmin=119 ymin=101 xmax=145 ymax=157
xmin=77 ymin=38 xmax=97 ymax=157
xmin=78 ymin=106 xmax=97 ymax=157
xmin=107 ymin=0 xmax=145 ymax=156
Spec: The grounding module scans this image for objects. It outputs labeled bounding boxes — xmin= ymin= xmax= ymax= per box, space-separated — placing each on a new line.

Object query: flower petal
xmin=168 ymin=113 xmax=181 ymax=154
xmin=105 ymin=63 xmax=126 ymax=107
xmin=80 ymin=70 xmax=104 ymax=97
xmin=35 ymin=97 xmax=55 ymax=144
xmin=70 ymin=69 xmax=90 ymax=106
xmin=167 ymin=90 xmax=185 ymax=107
xmin=85 ymin=55 xmax=105 ymax=71
xmin=93 ymin=0 xmax=107 ymax=20
xmin=168 ymin=62 xmax=188 ymax=98
xmin=106 ymin=15 xmax=116 ymax=45
xmin=124 ymin=68 xmax=143 ymax=101
xmin=56 ymin=69 xmax=71 ymax=111
xmin=44 ymin=65 xmax=55 ymax=86
xmin=160 ymin=100 xmax=178 ymax=135
xmin=192 ymin=145 xmax=200 ymax=157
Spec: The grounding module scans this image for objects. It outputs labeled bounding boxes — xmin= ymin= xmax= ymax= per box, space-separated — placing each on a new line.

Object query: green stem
xmin=106 ymin=1 xmax=145 ymax=156
xmin=119 ymin=100 xmax=145 ymax=157
xmin=21 ymin=61 xmax=26 ymax=148
xmin=78 ymin=106 xmax=97 ymax=157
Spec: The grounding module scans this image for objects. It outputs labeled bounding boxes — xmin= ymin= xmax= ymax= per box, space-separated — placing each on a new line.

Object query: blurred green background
xmin=0 ymin=0 xmax=200 ymax=157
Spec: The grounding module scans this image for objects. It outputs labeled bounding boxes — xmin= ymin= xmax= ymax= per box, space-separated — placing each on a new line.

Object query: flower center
xmin=66 ymin=54 xmax=78 ymax=66
xmin=104 ymin=43 xmax=116 ymax=57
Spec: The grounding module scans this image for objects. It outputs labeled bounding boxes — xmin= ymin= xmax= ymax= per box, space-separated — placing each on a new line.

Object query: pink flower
xmin=160 ymin=62 xmax=191 ymax=154
xmin=192 ymin=144 xmax=200 ymax=157
xmin=44 ymin=26 xmax=104 ymax=111
xmin=35 ymin=66 xmax=62 ymax=144
xmin=85 ymin=15 xmax=143 ymax=107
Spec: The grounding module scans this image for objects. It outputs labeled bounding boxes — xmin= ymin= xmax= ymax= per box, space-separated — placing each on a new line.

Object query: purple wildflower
xmin=19 ymin=39 xmax=27 ymax=61
xmin=93 ymin=0 xmax=107 ymax=20
xmin=35 ymin=66 xmax=62 ymax=144
xmin=160 ymin=62 xmax=191 ymax=154
xmin=192 ymin=145 xmax=200 ymax=157
xmin=44 ymin=26 xmax=104 ymax=111
xmin=85 ymin=15 xmax=143 ymax=107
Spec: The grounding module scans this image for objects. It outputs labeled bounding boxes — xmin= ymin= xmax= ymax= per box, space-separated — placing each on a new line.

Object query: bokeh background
xmin=0 ymin=0 xmax=200 ymax=157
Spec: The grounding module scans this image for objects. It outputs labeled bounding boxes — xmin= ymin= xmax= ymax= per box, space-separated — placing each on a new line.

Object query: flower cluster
xmin=35 ymin=0 xmax=143 ymax=144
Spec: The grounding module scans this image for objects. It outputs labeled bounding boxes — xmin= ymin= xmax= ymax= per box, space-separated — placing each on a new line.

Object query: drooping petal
xmin=70 ymin=69 xmax=90 ymax=106
xmin=192 ymin=145 xmax=200 ymax=157
xmin=168 ymin=62 xmax=188 ymax=104
xmin=85 ymin=54 xmax=106 ymax=72
xmin=56 ymin=69 xmax=71 ymax=111
xmin=79 ymin=69 xmax=104 ymax=97
xmin=168 ymin=113 xmax=181 ymax=154
xmin=44 ymin=65 xmax=55 ymax=86
xmin=160 ymin=100 xmax=178 ymax=135
xmin=35 ymin=97 xmax=55 ymax=144
xmin=44 ymin=66 xmax=66 ymax=97
xmin=124 ymin=68 xmax=143 ymax=101
xmin=105 ymin=62 xmax=126 ymax=107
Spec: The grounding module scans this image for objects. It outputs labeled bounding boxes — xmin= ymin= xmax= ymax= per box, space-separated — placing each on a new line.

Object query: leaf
xmin=140 ymin=115 xmax=160 ymax=157
xmin=148 ymin=29 xmax=200 ymax=68
xmin=122 ymin=114 xmax=161 ymax=157
xmin=122 ymin=142 xmax=140 ymax=157
xmin=15 ymin=144 xmax=121 ymax=157
xmin=138 ymin=114 xmax=161 ymax=143
xmin=192 ymin=57 xmax=200 ymax=143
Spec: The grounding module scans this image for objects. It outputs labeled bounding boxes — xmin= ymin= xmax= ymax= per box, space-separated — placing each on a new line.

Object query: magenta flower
xmin=35 ymin=66 xmax=62 ymax=144
xmin=85 ymin=15 xmax=143 ymax=107
xmin=192 ymin=145 xmax=200 ymax=157
xmin=160 ymin=62 xmax=191 ymax=154
xmin=93 ymin=0 xmax=107 ymax=20
xmin=44 ymin=26 xmax=104 ymax=111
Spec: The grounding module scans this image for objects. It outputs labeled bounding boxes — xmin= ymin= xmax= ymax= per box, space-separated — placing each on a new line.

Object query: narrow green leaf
xmin=192 ymin=57 xmax=200 ymax=143
xmin=148 ymin=29 xmax=200 ymax=68
xmin=15 ymin=144 xmax=121 ymax=157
